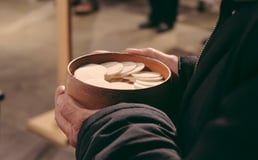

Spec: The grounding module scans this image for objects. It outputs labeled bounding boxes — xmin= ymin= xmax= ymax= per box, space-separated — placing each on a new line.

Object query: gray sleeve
xmin=76 ymin=103 xmax=181 ymax=160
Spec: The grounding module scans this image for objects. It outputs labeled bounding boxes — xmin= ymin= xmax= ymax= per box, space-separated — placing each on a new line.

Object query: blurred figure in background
xmin=139 ymin=0 xmax=179 ymax=33
xmin=71 ymin=0 xmax=99 ymax=15
xmin=197 ymin=0 xmax=206 ymax=12
xmin=197 ymin=0 xmax=221 ymax=13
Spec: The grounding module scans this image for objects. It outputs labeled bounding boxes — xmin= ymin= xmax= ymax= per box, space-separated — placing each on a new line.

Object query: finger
xmin=55 ymin=93 xmax=82 ymax=147
xmin=55 ymin=85 xmax=65 ymax=103
xmin=89 ymin=50 xmax=111 ymax=55
xmin=55 ymin=106 xmax=71 ymax=137
xmin=55 ymin=108 xmax=77 ymax=147
xmin=125 ymin=48 xmax=156 ymax=58
xmin=55 ymin=92 xmax=70 ymax=132
xmin=54 ymin=92 xmax=80 ymax=146
xmin=55 ymin=86 xmax=70 ymax=132
xmin=55 ymin=91 xmax=93 ymax=131
xmin=142 ymin=48 xmax=160 ymax=58
xmin=54 ymin=87 xmax=99 ymax=147
xmin=124 ymin=48 xmax=143 ymax=54
xmin=60 ymin=97 xmax=93 ymax=127
xmin=56 ymin=97 xmax=86 ymax=147
xmin=56 ymin=85 xmax=65 ymax=94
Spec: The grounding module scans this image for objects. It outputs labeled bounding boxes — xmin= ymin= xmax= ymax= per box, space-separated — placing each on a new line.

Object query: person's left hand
xmin=54 ymin=85 xmax=99 ymax=147
xmin=125 ymin=48 xmax=179 ymax=76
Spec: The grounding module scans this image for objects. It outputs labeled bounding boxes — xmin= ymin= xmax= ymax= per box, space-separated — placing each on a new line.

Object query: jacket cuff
xmin=178 ymin=56 xmax=198 ymax=86
xmin=76 ymin=103 xmax=179 ymax=160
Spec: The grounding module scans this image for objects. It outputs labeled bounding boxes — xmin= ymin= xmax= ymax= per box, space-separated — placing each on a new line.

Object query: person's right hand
xmin=55 ymin=85 xmax=99 ymax=147
xmin=125 ymin=48 xmax=179 ymax=76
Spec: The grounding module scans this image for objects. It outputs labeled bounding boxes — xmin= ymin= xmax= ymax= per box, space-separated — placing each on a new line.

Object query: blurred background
xmin=0 ymin=0 xmax=218 ymax=159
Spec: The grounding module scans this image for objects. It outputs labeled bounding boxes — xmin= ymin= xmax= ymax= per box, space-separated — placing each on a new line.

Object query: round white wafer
xmin=122 ymin=76 xmax=136 ymax=82
xmin=74 ymin=61 xmax=165 ymax=90
xmin=126 ymin=62 xmax=145 ymax=75
xmin=85 ymin=78 xmax=134 ymax=90
xmin=74 ymin=64 xmax=107 ymax=82
xmin=84 ymin=78 xmax=110 ymax=88
xmin=132 ymin=71 xmax=163 ymax=81
xmin=135 ymin=76 xmax=163 ymax=81
xmin=135 ymin=79 xmax=163 ymax=87
xmin=109 ymin=82 xmax=135 ymax=90
xmin=133 ymin=82 xmax=149 ymax=89
xmin=120 ymin=61 xmax=137 ymax=75
xmin=101 ymin=61 xmax=123 ymax=76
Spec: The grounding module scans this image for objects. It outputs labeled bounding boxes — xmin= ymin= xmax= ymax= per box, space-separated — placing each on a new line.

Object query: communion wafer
xmin=109 ymin=82 xmax=135 ymax=90
xmin=126 ymin=62 xmax=145 ymax=75
xmin=132 ymin=71 xmax=163 ymax=81
xmin=74 ymin=64 xmax=107 ymax=82
xmin=119 ymin=61 xmax=137 ymax=75
xmin=134 ymin=76 xmax=163 ymax=81
xmin=74 ymin=60 xmax=165 ymax=90
xmin=133 ymin=81 xmax=149 ymax=89
xmin=100 ymin=61 xmax=123 ymax=76
xmin=135 ymin=79 xmax=163 ymax=87
xmin=132 ymin=71 xmax=161 ymax=78
xmin=84 ymin=78 xmax=110 ymax=88
xmin=84 ymin=78 xmax=135 ymax=89
xmin=122 ymin=76 xmax=136 ymax=82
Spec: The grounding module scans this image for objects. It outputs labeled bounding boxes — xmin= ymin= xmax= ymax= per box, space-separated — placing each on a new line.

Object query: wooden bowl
xmin=66 ymin=52 xmax=173 ymax=110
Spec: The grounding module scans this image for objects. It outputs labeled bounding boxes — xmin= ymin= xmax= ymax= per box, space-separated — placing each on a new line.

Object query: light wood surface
xmin=56 ymin=0 xmax=72 ymax=85
xmin=27 ymin=110 xmax=68 ymax=146
xmin=27 ymin=0 xmax=71 ymax=146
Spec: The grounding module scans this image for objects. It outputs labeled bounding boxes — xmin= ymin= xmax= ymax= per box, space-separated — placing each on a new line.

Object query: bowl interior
xmin=67 ymin=52 xmax=171 ymax=85
xmin=66 ymin=52 xmax=173 ymax=109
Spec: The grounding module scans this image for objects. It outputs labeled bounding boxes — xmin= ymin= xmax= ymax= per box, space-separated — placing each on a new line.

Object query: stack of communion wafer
xmin=74 ymin=61 xmax=165 ymax=90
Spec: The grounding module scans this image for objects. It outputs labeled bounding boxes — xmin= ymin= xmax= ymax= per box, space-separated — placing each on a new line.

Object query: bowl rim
xmin=66 ymin=52 xmax=171 ymax=91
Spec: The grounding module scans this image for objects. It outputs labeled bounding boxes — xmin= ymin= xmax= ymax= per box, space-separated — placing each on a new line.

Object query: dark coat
xmin=76 ymin=0 xmax=258 ymax=159
xmin=176 ymin=0 xmax=258 ymax=159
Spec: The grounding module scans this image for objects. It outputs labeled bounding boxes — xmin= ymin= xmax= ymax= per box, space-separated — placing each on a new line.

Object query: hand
xmin=89 ymin=50 xmax=113 ymax=55
xmin=54 ymin=85 xmax=99 ymax=147
xmin=125 ymin=48 xmax=179 ymax=76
